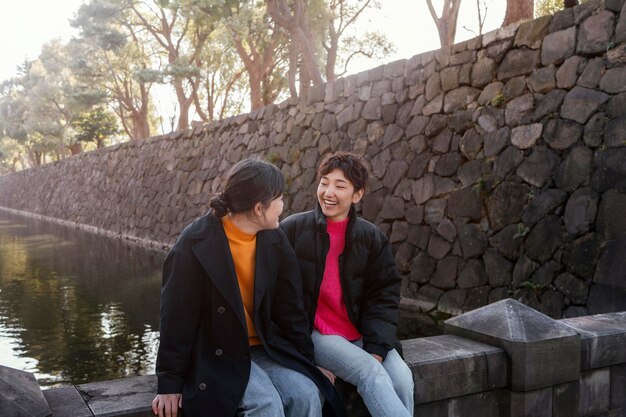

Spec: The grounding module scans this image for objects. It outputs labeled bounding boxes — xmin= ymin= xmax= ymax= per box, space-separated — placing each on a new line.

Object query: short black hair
xmin=317 ymin=152 xmax=369 ymax=191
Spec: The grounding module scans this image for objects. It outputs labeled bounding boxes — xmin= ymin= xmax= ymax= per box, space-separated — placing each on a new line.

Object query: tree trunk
xmin=266 ymin=0 xmax=324 ymax=87
xmin=425 ymin=0 xmax=463 ymax=47
xmin=69 ymin=142 xmax=83 ymax=155
xmin=503 ymin=0 xmax=534 ymax=26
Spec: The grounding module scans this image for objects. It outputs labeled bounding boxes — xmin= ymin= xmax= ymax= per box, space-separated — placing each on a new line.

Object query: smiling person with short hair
xmin=281 ymin=152 xmax=414 ymax=417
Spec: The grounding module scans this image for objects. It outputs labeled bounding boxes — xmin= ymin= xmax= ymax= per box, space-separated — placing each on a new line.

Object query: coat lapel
xmin=191 ymin=216 xmax=247 ymax=330
xmin=253 ymin=231 xmax=281 ymax=316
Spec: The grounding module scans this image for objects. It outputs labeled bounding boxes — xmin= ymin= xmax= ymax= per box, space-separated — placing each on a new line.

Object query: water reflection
xmin=0 ymin=211 xmax=164 ymax=387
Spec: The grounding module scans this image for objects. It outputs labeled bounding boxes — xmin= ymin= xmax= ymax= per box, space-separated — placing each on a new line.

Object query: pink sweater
xmin=314 ymin=218 xmax=361 ymax=341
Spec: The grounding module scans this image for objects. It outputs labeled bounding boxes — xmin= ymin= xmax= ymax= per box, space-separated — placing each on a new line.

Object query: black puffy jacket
xmin=280 ymin=205 xmax=402 ymax=359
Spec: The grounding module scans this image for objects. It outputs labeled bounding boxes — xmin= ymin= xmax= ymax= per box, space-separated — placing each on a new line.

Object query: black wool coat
xmin=156 ymin=211 xmax=345 ymax=417
xmin=280 ymin=205 xmax=402 ymax=359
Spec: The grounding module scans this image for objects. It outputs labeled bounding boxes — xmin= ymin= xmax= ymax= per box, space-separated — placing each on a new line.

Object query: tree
xmin=0 ymin=41 xmax=102 ymax=165
xmin=425 ymin=0 xmax=463 ymax=47
xmin=0 ymin=138 xmax=27 ymax=173
xmin=121 ymin=0 xmax=211 ymax=131
xmin=191 ymin=35 xmax=248 ymax=121
xmin=216 ymin=0 xmax=288 ymax=110
xmin=71 ymin=107 xmax=119 ymax=149
xmin=323 ymin=0 xmax=392 ymax=82
xmin=503 ymin=0 xmax=534 ymax=26
xmin=72 ymin=0 xmax=157 ymax=140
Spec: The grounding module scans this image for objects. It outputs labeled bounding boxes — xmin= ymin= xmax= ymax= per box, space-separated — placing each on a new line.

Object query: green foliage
xmin=71 ymin=107 xmax=120 ymax=148
xmin=490 ymin=92 xmax=504 ymax=107
xmin=535 ymin=0 xmax=590 ymax=17
xmin=513 ymin=223 xmax=531 ymax=239
xmin=535 ymin=0 xmax=563 ymax=17
xmin=471 ymin=177 xmax=486 ymax=195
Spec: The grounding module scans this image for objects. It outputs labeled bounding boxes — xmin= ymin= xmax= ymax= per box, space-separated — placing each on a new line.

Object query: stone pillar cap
xmin=445 ymin=298 xmax=578 ymax=342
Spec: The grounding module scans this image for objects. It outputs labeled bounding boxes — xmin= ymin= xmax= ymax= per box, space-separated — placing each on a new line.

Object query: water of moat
xmin=0 ymin=211 xmax=163 ymax=388
xmin=0 ymin=210 xmax=425 ymax=388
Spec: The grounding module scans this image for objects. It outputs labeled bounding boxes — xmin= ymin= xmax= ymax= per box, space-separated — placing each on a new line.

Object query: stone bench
xmin=7 ymin=299 xmax=626 ymax=417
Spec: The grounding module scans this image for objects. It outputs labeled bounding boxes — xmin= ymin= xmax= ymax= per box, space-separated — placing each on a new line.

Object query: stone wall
xmin=1 ymin=0 xmax=626 ymax=328
xmin=33 ymin=300 xmax=626 ymax=416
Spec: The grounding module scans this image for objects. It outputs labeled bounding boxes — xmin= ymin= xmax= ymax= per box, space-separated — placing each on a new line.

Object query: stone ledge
xmin=560 ymin=311 xmax=626 ymax=371
xmin=42 ymin=387 xmax=92 ymax=417
xmin=76 ymin=375 xmax=156 ymax=417
xmin=403 ymin=334 xmax=507 ymax=404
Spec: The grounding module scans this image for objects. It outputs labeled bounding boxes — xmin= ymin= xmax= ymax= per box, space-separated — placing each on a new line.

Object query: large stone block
xmin=516 ymin=146 xmax=559 ymax=188
xmin=515 ymin=15 xmax=552 ymax=48
xmin=579 ymin=368 xmax=611 ymax=416
xmin=458 ymin=223 xmax=488 ymax=258
xmin=604 ymin=116 xmax=626 ymax=148
xmin=594 ymin=238 xmax=626 ymax=288
xmin=563 ymin=188 xmax=598 ymax=236
xmin=494 ymin=146 xmax=524 ymax=180
xmin=542 ymin=27 xmax=577 ymax=65
xmin=617 ymin=1 xmax=626 ymax=44
xmin=577 ymin=11 xmax=615 ymax=55
xmin=489 ymin=224 xmax=523 ymax=260
xmin=0 ymin=365 xmax=51 ymax=417
xmin=444 ymin=299 xmax=581 ymax=391
xmin=498 ymin=48 xmax=540 ymax=81
xmin=484 ymin=248 xmax=513 ymax=287
xmin=443 ymin=86 xmax=481 ymax=113
xmin=414 ymin=390 xmax=505 ymax=417
xmin=533 ymin=89 xmax=567 ymax=122
xmin=597 ymin=189 xmax=626 ymax=239
xmin=553 ymin=382 xmax=580 ymax=417
xmin=544 ymin=118 xmax=583 ymax=150
xmin=591 ymin=147 xmax=626 ymax=193
xmin=611 ymin=363 xmax=626 ymax=409
xmin=560 ymin=87 xmax=609 ymax=124
xmin=402 ymin=334 xmax=507 ymax=404
xmin=556 ymin=55 xmax=584 ymax=90
xmin=599 ymin=67 xmax=626 ymax=93
xmin=486 ymin=182 xmax=530 ymax=231
xmin=563 ymin=233 xmax=601 ymax=279
xmin=507 ymin=387 xmax=552 ymax=417
xmin=559 ymin=145 xmax=592 ymax=193
xmin=448 ymin=187 xmax=483 ymax=220
xmin=526 ymin=215 xmax=565 ymax=263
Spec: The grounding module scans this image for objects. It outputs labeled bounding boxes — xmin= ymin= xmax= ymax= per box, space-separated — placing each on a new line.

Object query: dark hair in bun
xmin=208 ymin=192 xmax=230 ymax=218
xmin=209 ymin=159 xmax=285 ymax=218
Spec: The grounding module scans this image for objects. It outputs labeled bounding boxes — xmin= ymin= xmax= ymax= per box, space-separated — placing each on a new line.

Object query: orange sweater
xmin=222 ymin=216 xmax=261 ymax=346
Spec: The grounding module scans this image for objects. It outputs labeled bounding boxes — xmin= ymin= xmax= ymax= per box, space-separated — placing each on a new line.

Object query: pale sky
xmin=0 ymin=1 xmax=506 ymax=83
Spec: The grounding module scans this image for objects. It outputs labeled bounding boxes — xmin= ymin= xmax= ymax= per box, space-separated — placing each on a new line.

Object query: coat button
xmin=217 ymin=306 xmax=225 ymax=314
xmin=198 ymin=382 xmax=206 ymax=391
xmin=215 ymin=348 xmax=223 ymax=356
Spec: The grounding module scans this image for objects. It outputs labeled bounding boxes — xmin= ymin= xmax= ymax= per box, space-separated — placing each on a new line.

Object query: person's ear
xmin=352 ymin=189 xmax=364 ymax=204
xmin=253 ymin=202 xmax=264 ymax=218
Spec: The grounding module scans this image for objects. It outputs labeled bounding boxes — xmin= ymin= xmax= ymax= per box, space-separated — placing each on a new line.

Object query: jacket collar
xmin=314 ymin=204 xmax=357 ymax=244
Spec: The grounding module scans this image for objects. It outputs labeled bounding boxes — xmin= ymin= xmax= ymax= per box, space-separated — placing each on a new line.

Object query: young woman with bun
xmin=152 ymin=159 xmax=344 ymax=417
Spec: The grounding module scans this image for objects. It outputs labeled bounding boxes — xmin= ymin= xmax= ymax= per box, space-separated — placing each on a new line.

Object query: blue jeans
xmin=238 ymin=346 xmax=323 ymax=417
xmin=312 ymin=331 xmax=414 ymax=417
